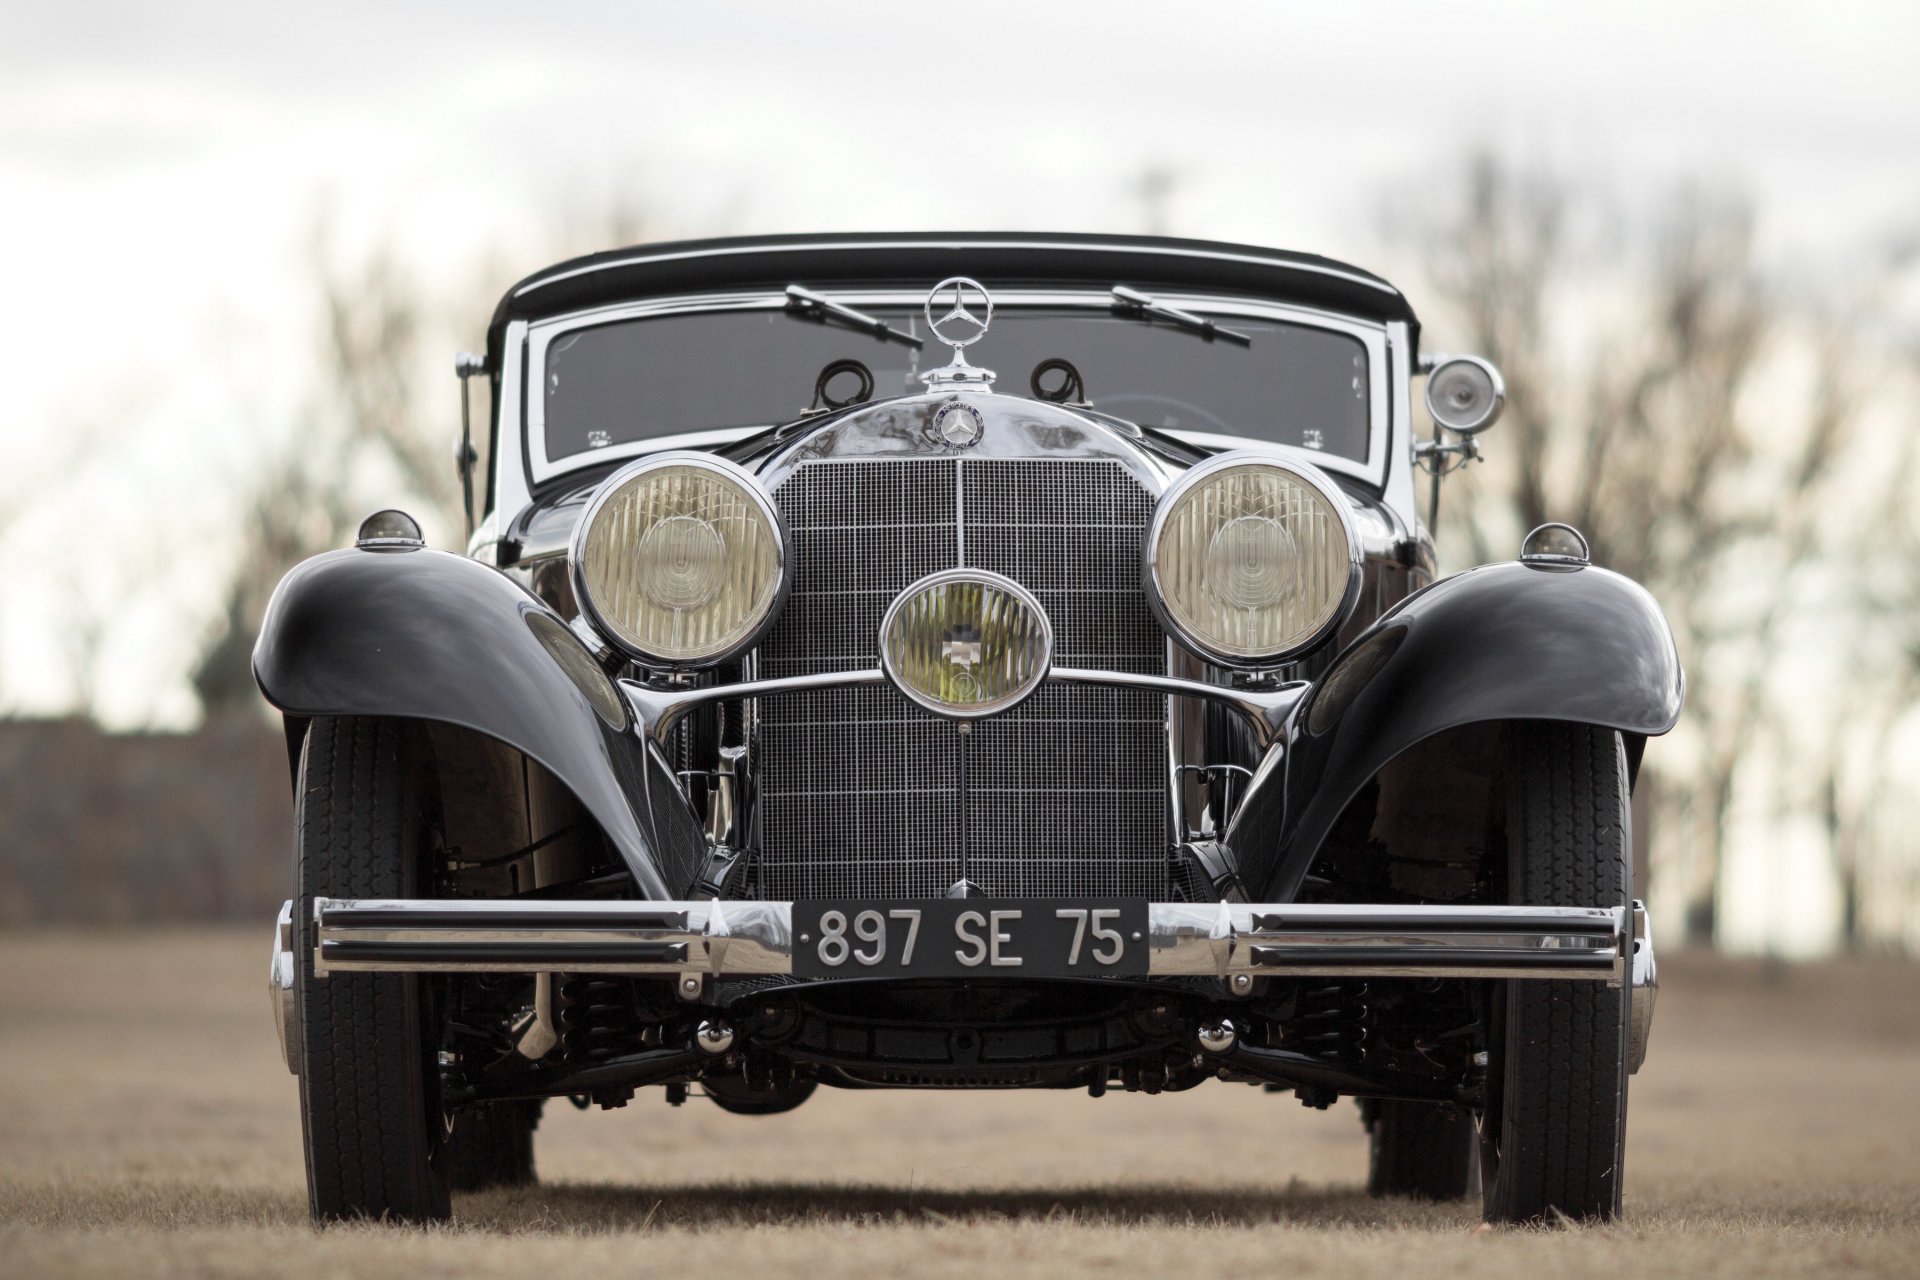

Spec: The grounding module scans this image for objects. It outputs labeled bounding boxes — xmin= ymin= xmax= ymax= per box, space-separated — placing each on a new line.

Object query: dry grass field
xmin=2 ymin=931 xmax=1917 ymax=1278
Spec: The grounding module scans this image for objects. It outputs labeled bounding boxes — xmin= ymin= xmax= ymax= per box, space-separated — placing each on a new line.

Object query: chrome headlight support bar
xmin=618 ymin=667 xmax=1309 ymax=751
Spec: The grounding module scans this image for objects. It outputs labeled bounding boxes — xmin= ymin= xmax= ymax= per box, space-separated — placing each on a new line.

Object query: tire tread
xmin=1486 ymin=721 xmax=1629 ymax=1223
xmin=297 ymin=717 xmax=450 ymax=1223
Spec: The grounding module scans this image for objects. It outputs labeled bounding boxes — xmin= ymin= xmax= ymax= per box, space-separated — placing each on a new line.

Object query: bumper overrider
xmin=272 ymin=896 xmax=1658 ymax=1075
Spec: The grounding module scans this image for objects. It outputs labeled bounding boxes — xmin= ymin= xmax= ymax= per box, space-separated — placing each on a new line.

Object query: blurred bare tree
xmin=1798 ymin=281 xmax=1920 ymax=951
xmin=1388 ymin=151 xmax=1912 ymax=948
xmin=0 ymin=419 xmax=113 ymax=715
xmin=192 ymin=204 xmax=664 ymax=716
xmin=191 ymin=220 xmax=471 ymax=714
xmin=191 ymin=434 xmax=365 ymax=712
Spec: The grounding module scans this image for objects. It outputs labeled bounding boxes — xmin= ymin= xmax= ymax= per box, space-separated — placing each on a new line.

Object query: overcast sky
xmin=4 ymin=1 xmax=1916 ymax=954
xmin=3 ymin=0 xmax=1918 ymax=731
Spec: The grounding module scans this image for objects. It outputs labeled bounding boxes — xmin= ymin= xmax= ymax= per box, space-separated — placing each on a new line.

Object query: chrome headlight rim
xmin=568 ymin=451 xmax=788 ymax=670
xmin=878 ymin=567 xmax=1056 ymax=719
xmin=1144 ymin=450 xmax=1364 ymax=669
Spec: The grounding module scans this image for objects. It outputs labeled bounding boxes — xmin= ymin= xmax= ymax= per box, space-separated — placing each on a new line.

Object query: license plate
xmin=792 ymin=899 xmax=1149 ymax=979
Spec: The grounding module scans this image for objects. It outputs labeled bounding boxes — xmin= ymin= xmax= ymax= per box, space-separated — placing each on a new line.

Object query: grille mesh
xmin=753 ymin=457 xmax=1170 ymax=901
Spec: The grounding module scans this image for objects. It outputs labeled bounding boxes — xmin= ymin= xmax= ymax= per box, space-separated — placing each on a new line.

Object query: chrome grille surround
xmin=753 ymin=456 xmax=1170 ymax=900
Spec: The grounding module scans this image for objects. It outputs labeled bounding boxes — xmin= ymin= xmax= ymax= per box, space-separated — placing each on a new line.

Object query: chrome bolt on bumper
xmin=1197 ymin=1019 xmax=1237 ymax=1054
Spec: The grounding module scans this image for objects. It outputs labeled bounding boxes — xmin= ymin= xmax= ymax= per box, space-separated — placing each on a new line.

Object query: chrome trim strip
xmin=1051 ymin=668 xmax=1306 ymax=751
xmin=618 ymin=667 xmax=1306 ymax=750
xmin=311 ymin=897 xmax=793 ymax=977
xmin=954 ymin=458 xmax=966 ymax=566
xmin=496 ymin=319 xmax=532 ymax=519
xmin=621 ymin=669 xmax=890 ymax=746
xmin=1382 ymin=320 xmax=1420 ymax=533
xmin=310 ymin=898 xmax=1631 ymax=984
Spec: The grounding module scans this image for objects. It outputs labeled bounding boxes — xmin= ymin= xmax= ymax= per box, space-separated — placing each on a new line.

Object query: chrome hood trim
xmin=749 ymin=392 xmax=1185 ymax=494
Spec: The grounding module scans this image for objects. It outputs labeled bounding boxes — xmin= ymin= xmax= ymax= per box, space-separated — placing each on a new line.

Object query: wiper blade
xmin=785 ymin=285 xmax=924 ymax=349
xmin=1111 ymin=285 xmax=1252 ymax=346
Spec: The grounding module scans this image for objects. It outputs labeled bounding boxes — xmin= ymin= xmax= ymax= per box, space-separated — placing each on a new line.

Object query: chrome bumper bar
xmin=303 ymin=897 xmax=1640 ymax=983
xmin=275 ymin=898 xmax=1657 ymax=1076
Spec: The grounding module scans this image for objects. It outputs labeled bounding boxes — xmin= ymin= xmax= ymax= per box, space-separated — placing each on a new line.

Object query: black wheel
xmin=448 ymin=1101 xmax=541 ymax=1191
xmin=1365 ymin=1098 xmax=1480 ymax=1200
xmin=1480 ymin=721 xmax=1631 ymax=1224
xmin=294 ymin=716 xmax=452 ymax=1223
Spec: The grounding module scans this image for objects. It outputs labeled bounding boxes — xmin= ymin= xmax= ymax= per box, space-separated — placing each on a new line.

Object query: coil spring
xmin=1280 ymin=982 xmax=1370 ymax=1058
xmin=554 ymin=975 xmax=640 ymax=1063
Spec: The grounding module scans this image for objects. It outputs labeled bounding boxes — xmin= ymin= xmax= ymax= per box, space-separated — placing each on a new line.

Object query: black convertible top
xmin=486 ymin=232 xmax=1418 ymax=366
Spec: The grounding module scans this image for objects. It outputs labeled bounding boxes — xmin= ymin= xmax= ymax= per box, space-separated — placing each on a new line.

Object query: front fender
xmin=1228 ymin=560 xmax=1684 ymax=900
xmin=252 ymin=547 xmax=704 ymax=899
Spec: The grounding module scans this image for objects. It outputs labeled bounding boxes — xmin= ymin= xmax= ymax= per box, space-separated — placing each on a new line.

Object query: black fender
xmin=253 ymin=546 xmax=705 ymax=899
xmin=1228 ymin=560 xmax=1684 ymax=900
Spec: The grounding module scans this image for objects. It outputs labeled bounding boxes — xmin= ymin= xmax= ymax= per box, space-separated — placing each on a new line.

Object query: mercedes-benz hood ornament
xmin=919 ymin=276 xmax=996 ymax=392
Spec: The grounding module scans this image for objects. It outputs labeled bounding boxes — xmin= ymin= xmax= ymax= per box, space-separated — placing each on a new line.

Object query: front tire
xmin=1480 ymin=721 xmax=1631 ymax=1224
xmin=294 ymin=717 xmax=452 ymax=1223
xmin=1365 ymin=1099 xmax=1479 ymax=1200
xmin=448 ymin=1101 xmax=541 ymax=1191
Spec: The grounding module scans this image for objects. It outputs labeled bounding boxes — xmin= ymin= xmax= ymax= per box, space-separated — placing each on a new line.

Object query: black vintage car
xmin=258 ymin=233 xmax=1679 ymax=1225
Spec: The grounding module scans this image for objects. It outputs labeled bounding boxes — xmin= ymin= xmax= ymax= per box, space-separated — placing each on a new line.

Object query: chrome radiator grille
xmin=752 ymin=458 xmax=1170 ymax=901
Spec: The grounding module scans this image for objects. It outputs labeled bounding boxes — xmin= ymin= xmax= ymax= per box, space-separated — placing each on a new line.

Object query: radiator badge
xmin=932 ymin=396 xmax=986 ymax=448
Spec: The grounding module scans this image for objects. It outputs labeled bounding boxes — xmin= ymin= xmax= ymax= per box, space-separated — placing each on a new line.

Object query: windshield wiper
xmin=785 ymin=285 xmax=924 ymax=349
xmin=1111 ymin=285 xmax=1252 ymax=346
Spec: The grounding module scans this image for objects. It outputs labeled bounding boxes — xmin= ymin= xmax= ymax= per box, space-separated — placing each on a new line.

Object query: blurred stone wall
xmin=0 ymin=716 xmax=292 ymax=925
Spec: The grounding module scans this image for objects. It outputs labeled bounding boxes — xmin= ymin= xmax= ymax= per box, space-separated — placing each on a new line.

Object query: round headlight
xmin=880 ymin=570 xmax=1053 ymax=718
xmin=1146 ymin=453 xmax=1361 ymax=665
xmin=570 ymin=454 xmax=785 ymax=667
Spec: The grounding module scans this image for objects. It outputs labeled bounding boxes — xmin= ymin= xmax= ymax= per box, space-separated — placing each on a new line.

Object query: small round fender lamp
xmin=355 ymin=508 xmax=425 ymax=550
xmin=1520 ymin=522 xmax=1590 ymax=567
xmin=880 ymin=569 xmax=1053 ymax=719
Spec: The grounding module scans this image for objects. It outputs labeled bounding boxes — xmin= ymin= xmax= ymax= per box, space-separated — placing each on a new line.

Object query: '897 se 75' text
xmin=791 ymin=900 xmax=1150 ymax=979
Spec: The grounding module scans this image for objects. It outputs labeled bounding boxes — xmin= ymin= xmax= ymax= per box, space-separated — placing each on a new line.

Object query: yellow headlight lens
xmin=880 ymin=570 xmax=1053 ymax=718
xmin=1149 ymin=458 xmax=1357 ymax=663
xmin=573 ymin=457 xmax=784 ymax=665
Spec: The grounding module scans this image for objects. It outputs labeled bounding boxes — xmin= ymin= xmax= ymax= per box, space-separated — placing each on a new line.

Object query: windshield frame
xmin=519 ymin=287 xmax=1394 ymax=491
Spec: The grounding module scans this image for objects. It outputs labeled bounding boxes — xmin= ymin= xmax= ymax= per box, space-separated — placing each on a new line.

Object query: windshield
xmin=540 ymin=303 xmax=1371 ymax=463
